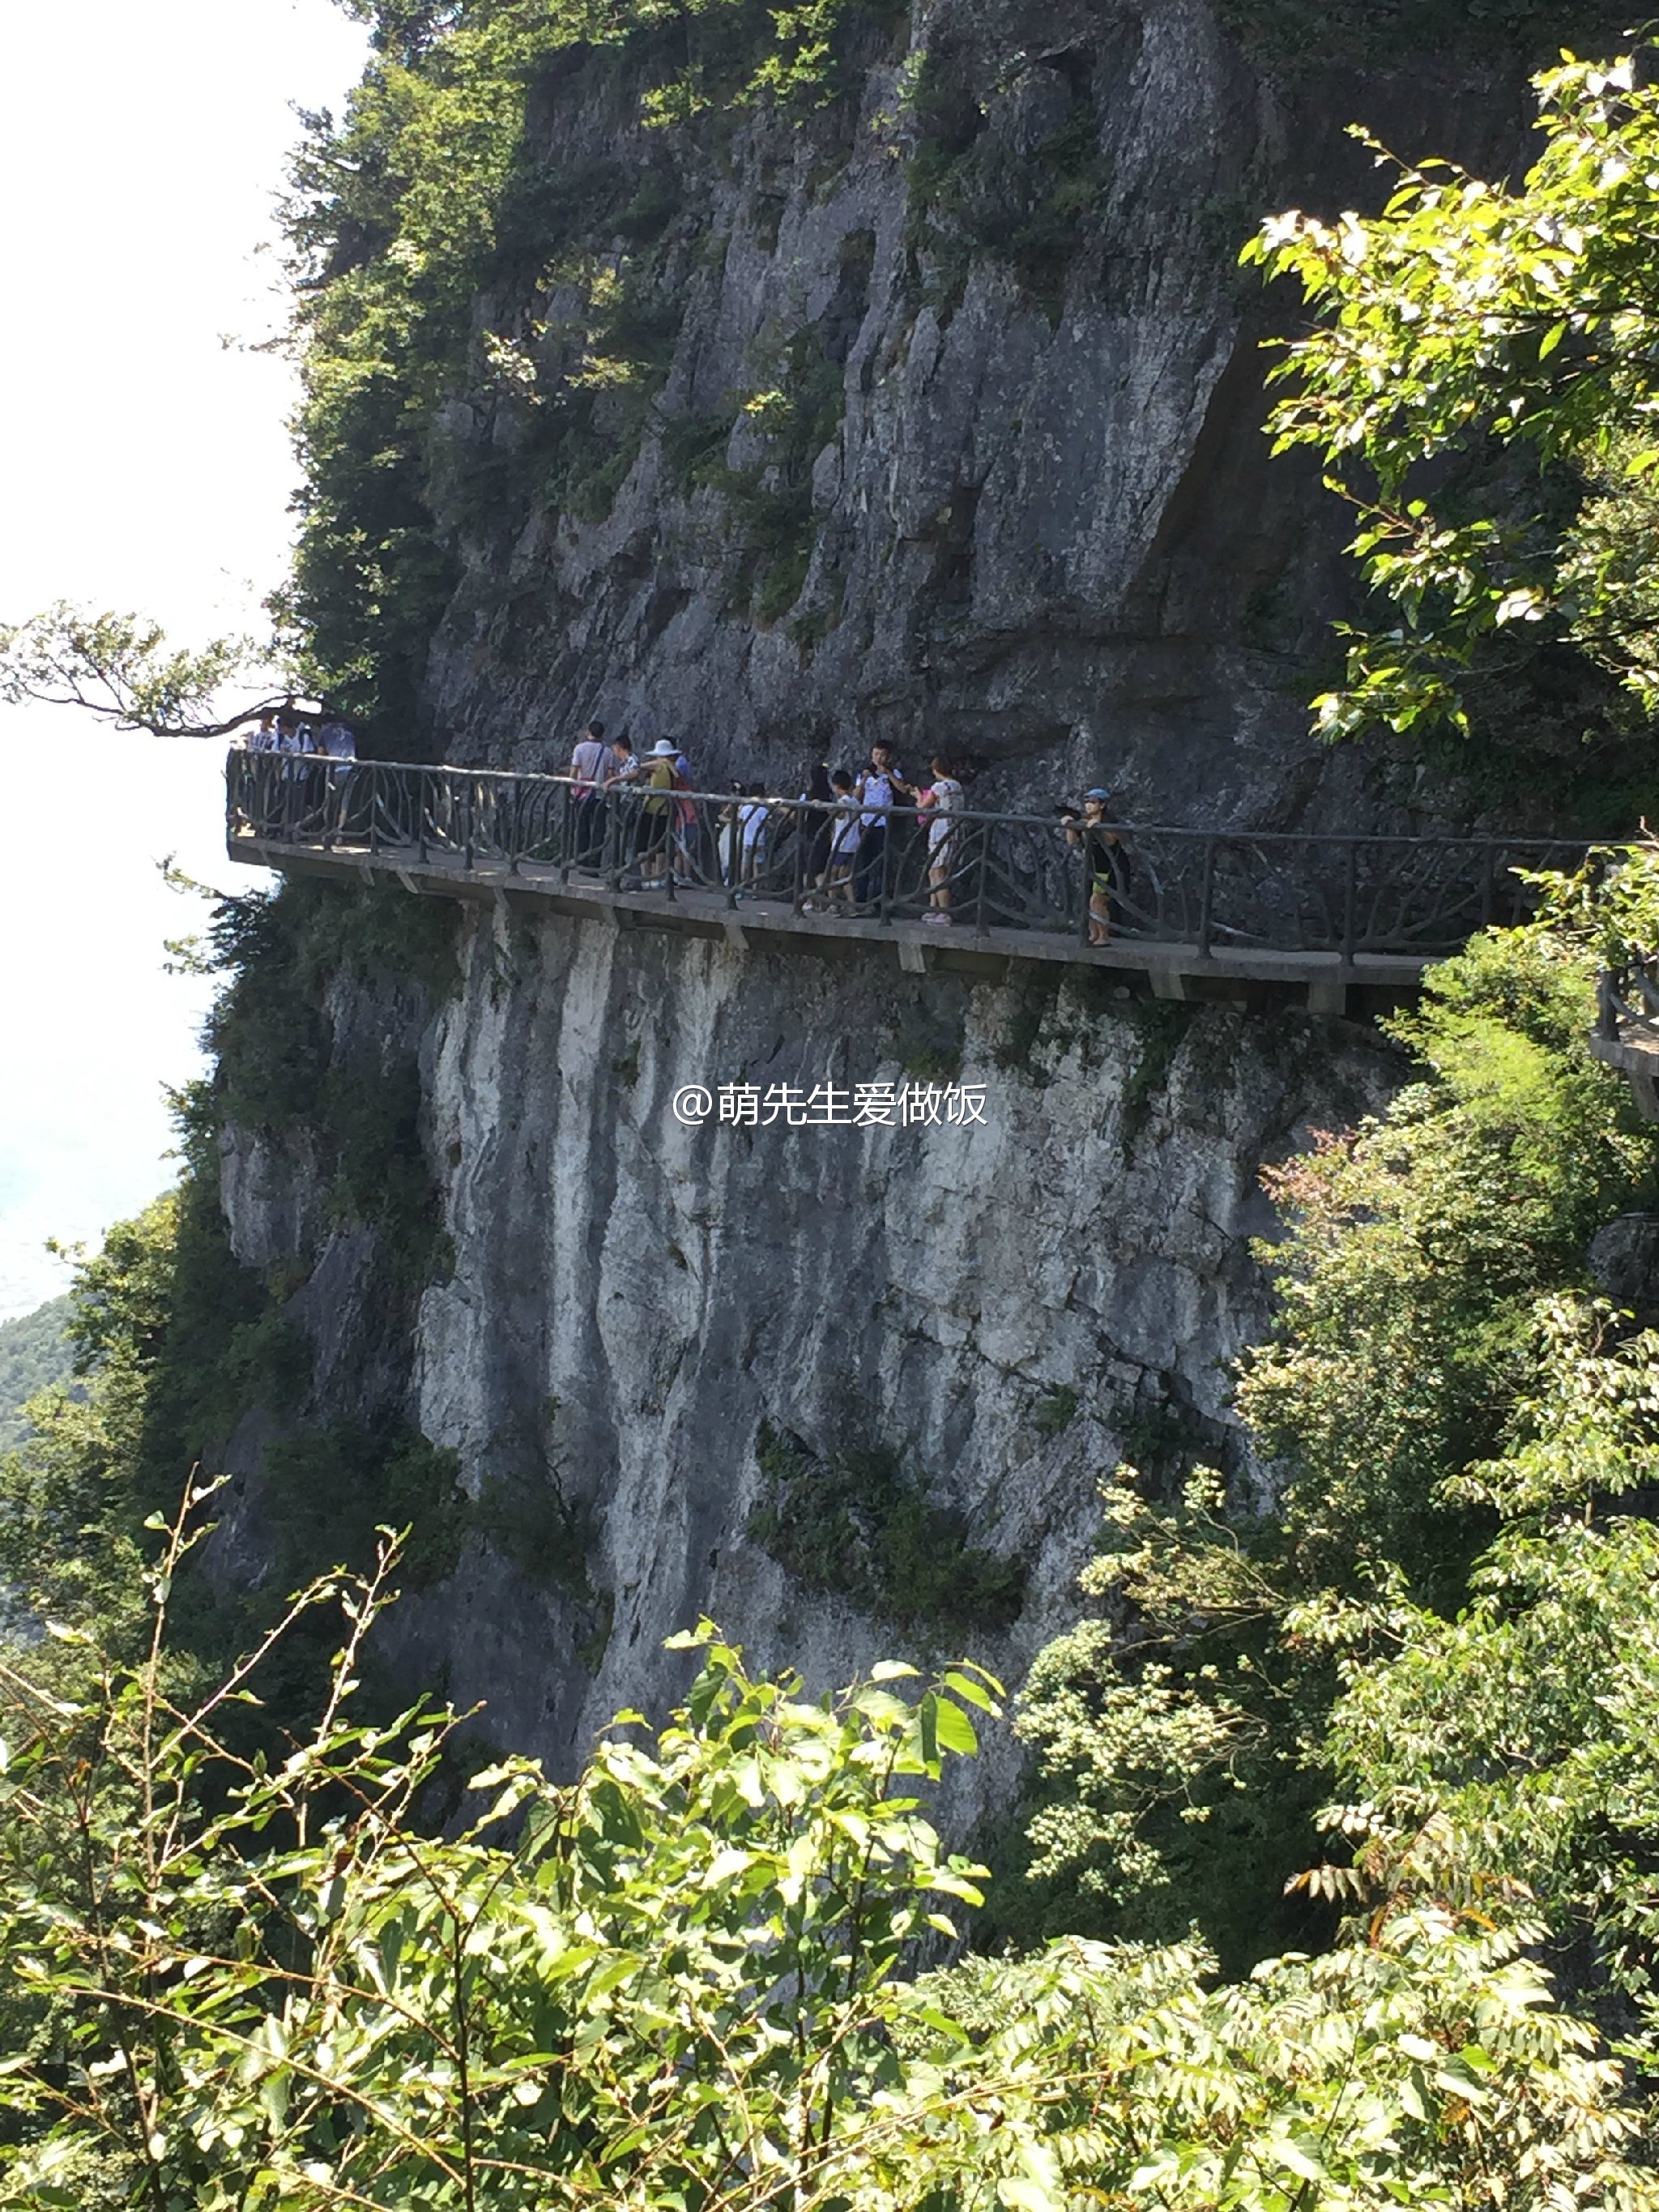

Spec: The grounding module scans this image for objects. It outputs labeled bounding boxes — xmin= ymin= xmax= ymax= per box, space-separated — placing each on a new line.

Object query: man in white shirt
xmin=569 ymin=717 xmax=608 ymax=865
xmin=852 ymin=741 xmax=914 ymax=907
xmin=315 ymin=713 xmax=358 ymax=836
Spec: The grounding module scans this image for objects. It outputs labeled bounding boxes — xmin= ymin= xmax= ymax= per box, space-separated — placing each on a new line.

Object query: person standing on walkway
xmin=800 ymin=760 xmax=835 ymax=895
xmin=669 ymin=741 xmax=698 ymax=883
xmin=603 ymin=731 xmax=641 ymax=873
xmin=318 ymin=707 xmax=359 ymax=836
xmin=921 ymin=753 xmax=962 ymax=924
xmin=569 ymin=717 xmax=608 ymax=866
xmin=823 ymin=770 xmax=860 ymax=905
xmin=738 ymin=784 xmax=771 ymax=891
xmin=1066 ymin=788 xmax=1126 ymax=945
xmin=853 ymin=741 xmax=914 ymax=907
xmin=638 ymin=738 xmax=683 ymax=886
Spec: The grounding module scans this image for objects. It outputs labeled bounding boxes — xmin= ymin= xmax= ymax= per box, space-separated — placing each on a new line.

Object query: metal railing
xmin=1597 ymin=951 xmax=1659 ymax=1042
xmin=227 ymin=749 xmax=1598 ymax=963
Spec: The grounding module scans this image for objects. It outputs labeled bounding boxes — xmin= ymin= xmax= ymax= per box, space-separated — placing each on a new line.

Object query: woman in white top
xmin=824 ymin=770 xmax=860 ymax=904
xmin=738 ymin=784 xmax=770 ymax=890
xmin=921 ymin=754 xmax=963 ymax=924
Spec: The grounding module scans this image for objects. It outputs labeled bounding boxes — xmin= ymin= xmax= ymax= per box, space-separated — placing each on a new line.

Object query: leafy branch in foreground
xmin=0 ymin=602 xmax=305 ymax=738
xmin=1246 ymin=49 xmax=1659 ymax=741
xmin=1 ymin=1480 xmax=1653 ymax=2208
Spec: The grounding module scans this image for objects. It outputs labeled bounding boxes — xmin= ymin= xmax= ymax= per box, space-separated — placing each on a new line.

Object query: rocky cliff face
xmin=215 ymin=896 xmax=1398 ymax=1822
xmin=203 ymin=0 xmax=1567 ymax=1822
xmin=422 ymin=0 xmax=1540 ymax=826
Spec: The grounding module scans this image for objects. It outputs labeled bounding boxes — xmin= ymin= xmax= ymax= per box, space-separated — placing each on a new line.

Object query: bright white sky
xmin=0 ymin=0 xmax=369 ymax=1317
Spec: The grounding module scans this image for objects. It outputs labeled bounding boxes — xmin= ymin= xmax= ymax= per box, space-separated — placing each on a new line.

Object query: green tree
xmin=1247 ymin=49 xmax=1659 ymax=745
xmin=0 ymin=604 xmax=293 ymax=738
xmin=1 ymin=1509 xmax=1652 ymax=2210
xmin=0 ymin=1298 xmax=73 ymax=1458
xmin=1011 ymin=856 xmax=1659 ymax=1975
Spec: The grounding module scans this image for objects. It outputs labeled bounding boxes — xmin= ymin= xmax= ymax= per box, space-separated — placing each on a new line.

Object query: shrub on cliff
xmin=1010 ymin=856 xmax=1659 ymax=2028
xmin=1251 ymin=44 xmax=1659 ymax=793
xmin=0 ymin=1511 xmax=1651 ymax=2210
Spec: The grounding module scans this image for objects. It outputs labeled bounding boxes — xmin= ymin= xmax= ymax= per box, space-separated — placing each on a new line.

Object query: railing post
xmin=1197 ymin=838 xmax=1216 ymax=957
xmin=1598 ymin=967 xmax=1620 ymax=1041
xmin=217 ymin=767 xmax=1618 ymax=986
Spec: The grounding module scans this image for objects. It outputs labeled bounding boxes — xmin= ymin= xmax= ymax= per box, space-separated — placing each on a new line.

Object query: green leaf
xmin=931 ymin=1697 xmax=979 ymax=1758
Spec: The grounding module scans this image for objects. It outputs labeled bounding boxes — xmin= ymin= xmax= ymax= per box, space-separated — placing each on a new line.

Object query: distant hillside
xmin=0 ymin=1296 xmax=75 ymax=1454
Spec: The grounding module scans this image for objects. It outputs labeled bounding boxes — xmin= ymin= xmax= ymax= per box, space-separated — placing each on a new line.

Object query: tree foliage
xmin=0 ymin=605 xmax=294 ymax=740
xmin=1 ymin=1499 xmax=1652 ymax=2210
xmin=1012 ymin=854 xmax=1659 ymax=2012
xmin=1247 ymin=49 xmax=1659 ymax=743
xmin=0 ymin=1299 xmax=73 ymax=1459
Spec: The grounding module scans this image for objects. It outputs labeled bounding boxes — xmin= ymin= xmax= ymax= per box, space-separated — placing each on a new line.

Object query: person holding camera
xmin=1064 ymin=788 xmax=1127 ymax=945
xmin=852 ymin=741 xmax=915 ymax=907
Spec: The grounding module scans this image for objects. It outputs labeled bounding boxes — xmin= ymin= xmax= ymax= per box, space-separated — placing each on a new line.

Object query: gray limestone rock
xmin=416 ymin=0 xmax=1543 ymax=830
xmin=211 ymin=899 xmax=1401 ymax=1833
xmin=1589 ymin=1214 xmax=1659 ymax=1322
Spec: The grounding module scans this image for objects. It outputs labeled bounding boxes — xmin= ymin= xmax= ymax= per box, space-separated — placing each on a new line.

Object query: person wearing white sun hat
xmin=638 ymin=739 xmax=686 ymax=886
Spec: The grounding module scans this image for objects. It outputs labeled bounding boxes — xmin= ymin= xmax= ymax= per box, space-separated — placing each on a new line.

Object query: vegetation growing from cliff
xmin=0 ymin=875 xmax=463 ymax=1673
xmin=1010 ymin=852 xmax=1659 ymax=2032
xmin=1217 ymin=0 xmax=1635 ymax=71
xmin=275 ymin=0 xmax=906 ymax=730
xmin=748 ymin=1417 xmax=1026 ymax=1636
xmin=204 ymin=876 xmax=455 ymax=1286
xmin=902 ymin=53 xmax=1112 ymax=327
xmin=0 ymin=1180 xmax=303 ymax=1656
xmin=1252 ymin=45 xmax=1659 ymax=777
xmin=3 ymin=1561 xmax=1653 ymax=2211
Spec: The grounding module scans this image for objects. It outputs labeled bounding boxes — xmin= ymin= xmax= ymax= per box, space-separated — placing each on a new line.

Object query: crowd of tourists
xmin=247 ymin=708 xmax=359 ymax=766
xmin=235 ymin=706 xmax=1128 ymax=940
xmin=560 ymin=720 xmax=1128 ymax=937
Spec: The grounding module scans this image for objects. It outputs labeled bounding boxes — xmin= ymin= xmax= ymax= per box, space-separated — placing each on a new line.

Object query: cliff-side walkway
xmin=226 ymin=752 xmax=1597 ymax=1014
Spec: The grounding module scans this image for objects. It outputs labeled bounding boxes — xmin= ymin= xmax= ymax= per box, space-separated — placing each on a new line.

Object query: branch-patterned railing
xmin=1597 ymin=951 xmax=1659 ymax=1042
xmin=227 ymin=750 xmax=1598 ymax=963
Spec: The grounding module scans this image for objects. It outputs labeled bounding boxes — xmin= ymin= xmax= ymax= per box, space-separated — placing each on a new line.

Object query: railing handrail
xmin=226 ymin=749 xmax=1615 ymax=967
xmin=233 ymin=749 xmax=1624 ymax=856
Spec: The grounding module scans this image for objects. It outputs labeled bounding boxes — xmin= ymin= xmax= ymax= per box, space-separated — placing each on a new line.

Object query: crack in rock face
xmin=420 ymin=0 xmax=1542 ymax=832
xmin=214 ymin=900 xmax=1401 ymax=1836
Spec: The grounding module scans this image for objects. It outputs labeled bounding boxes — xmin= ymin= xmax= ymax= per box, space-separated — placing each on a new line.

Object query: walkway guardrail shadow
xmin=227 ymin=750 xmax=1597 ymax=966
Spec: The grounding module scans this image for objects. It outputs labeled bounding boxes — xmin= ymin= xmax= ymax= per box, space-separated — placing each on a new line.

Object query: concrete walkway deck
xmin=229 ymin=829 xmax=1435 ymax=1014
